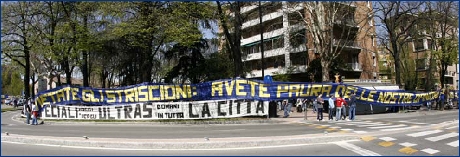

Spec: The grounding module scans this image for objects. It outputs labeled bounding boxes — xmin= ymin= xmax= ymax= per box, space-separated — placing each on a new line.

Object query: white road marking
xmin=399 ymin=142 xmax=417 ymax=147
xmin=353 ymin=131 xmax=368 ymax=134
xmin=420 ymin=148 xmax=440 ymax=154
xmin=369 ymin=124 xmax=407 ymax=129
xmin=1 ymin=140 xmax=358 ymax=151
xmin=215 ymin=129 xmax=246 ymax=132
xmin=397 ymin=121 xmax=427 ymax=125
xmin=446 ymin=140 xmax=459 ymax=147
xmin=334 ymin=141 xmax=381 ymax=156
xmin=380 ymin=126 xmax=420 ymax=132
xmin=358 ymin=123 xmax=391 ymax=127
xmin=379 ymin=137 xmax=397 ymax=141
xmin=407 ymin=130 xmax=443 ymax=137
xmin=446 ymin=126 xmax=459 ymax=130
xmin=426 ymin=132 xmax=459 ymax=142
xmin=340 ymin=129 xmax=354 ymax=131
xmin=329 ymin=126 xmax=341 ymax=129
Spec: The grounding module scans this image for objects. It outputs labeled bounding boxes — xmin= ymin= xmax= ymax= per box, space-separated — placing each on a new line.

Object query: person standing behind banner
xmin=282 ymin=100 xmax=289 ymax=118
xmin=328 ymin=94 xmax=335 ymax=121
xmin=23 ymin=99 xmax=32 ymax=125
xmin=31 ymin=102 xmax=39 ymax=125
xmin=316 ymin=94 xmax=324 ymax=121
xmin=348 ymin=91 xmax=357 ymax=121
xmin=335 ymin=94 xmax=347 ymax=121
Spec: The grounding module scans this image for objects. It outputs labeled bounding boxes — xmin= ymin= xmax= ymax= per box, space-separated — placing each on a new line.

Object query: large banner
xmin=40 ymin=99 xmax=268 ymax=120
xmin=35 ymin=78 xmax=440 ymax=107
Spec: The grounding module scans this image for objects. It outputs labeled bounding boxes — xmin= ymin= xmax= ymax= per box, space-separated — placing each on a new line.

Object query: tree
xmin=287 ymin=2 xmax=374 ymax=82
xmin=374 ymin=1 xmax=424 ymax=86
xmin=217 ymin=1 xmax=244 ymax=78
xmin=1 ymin=64 xmax=24 ymax=96
xmin=424 ymin=1 xmax=459 ymax=89
xmin=1 ymin=1 xmax=42 ymax=98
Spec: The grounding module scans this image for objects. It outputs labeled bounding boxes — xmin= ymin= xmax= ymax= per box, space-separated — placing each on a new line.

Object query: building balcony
xmin=332 ymin=39 xmax=361 ymax=50
xmin=241 ymin=28 xmax=284 ymax=46
xmin=444 ymin=71 xmax=456 ymax=77
xmin=334 ymin=19 xmax=358 ymax=27
xmin=246 ymin=65 xmax=307 ymax=78
xmin=242 ymin=11 xmax=283 ymax=29
xmin=346 ymin=63 xmax=362 ymax=71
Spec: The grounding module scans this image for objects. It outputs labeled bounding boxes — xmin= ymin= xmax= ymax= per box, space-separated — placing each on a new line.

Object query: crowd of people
xmin=278 ymin=92 xmax=358 ymax=121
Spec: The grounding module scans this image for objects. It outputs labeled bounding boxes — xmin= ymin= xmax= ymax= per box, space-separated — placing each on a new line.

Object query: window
xmin=416 ymin=59 xmax=426 ymax=70
xmin=414 ymin=39 xmax=425 ymax=51
xmin=288 ymin=9 xmax=305 ymax=26
xmin=290 ymin=51 xmax=308 ymax=66
xmin=290 ymin=29 xmax=306 ymax=47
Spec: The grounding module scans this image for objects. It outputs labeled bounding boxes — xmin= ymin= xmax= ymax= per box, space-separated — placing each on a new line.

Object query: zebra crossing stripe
xmin=426 ymin=132 xmax=459 ymax=142
xmin=379 ymin=137 xmax=397 ymax=141
xmin=397 ymin=120 xmax=427 ymax=125
xmin=420 ymin=148 xmax=440 ymax=155
xmin=446 ymin=140 xmax=459 ymax=147
xmin=353 ymin=131 xmax=368 ymax=133
xmin=380 ymin=126 xmax=420 ymax=132
xmin=335 ymin=141 xmax=381 ymax=156
xmin=399 ymin=142 xmax=417 ymax=147
xmin=369 ymin=124 xmax=407 ymax=129
xmin=407 ymin=130 xmax=443 ymax=137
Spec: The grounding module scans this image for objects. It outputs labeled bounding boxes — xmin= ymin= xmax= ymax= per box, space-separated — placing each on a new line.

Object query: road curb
xmin=1 ymin=133 xmax=359 ymax=149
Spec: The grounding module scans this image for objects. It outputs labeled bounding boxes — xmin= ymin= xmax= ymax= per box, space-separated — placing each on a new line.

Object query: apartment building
xmin=231 ymin=1 xmax=378 ymax=81
xmin=401 ymin=13 xmax=459 ymax=91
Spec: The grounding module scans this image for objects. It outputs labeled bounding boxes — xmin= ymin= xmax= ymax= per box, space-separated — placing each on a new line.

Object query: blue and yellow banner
xmin=34 ymin=79 xmax=439 ymax=106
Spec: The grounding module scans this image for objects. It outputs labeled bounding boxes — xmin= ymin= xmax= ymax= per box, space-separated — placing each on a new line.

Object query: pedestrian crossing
xmin=358 ymin=128 xmax=459 ymax=155
xmin=319 ymin=119 xmax=425 ymax=132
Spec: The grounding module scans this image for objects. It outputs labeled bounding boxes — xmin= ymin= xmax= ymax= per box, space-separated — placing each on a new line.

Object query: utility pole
xmin=259 ymin=1 xmax=265 ymax=78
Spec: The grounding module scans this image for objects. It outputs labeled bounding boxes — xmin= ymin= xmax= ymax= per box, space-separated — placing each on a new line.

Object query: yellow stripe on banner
xmin=361 ymin=136 xmax=376 ymax=142
xmin=379 ymin=141 xmax=395 ymax=147
xmin=399 ymin=147 xmax=418 ymax=155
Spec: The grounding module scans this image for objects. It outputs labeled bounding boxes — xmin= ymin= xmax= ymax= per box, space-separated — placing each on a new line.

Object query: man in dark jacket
xmin=23 ymin=99 xmax=32 ymax=125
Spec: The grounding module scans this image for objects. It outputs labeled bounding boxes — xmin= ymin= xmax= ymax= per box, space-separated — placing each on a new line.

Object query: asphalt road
xmin=1 ymin=140 xmax=362 ymax=156
xmin=1 ymin=109 xmax=458 ymax=156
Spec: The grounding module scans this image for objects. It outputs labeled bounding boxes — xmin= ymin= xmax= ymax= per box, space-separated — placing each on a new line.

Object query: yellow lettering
xmin=249 ymin=81 xmax=258 ymax=97
xmin=212 ymin=82 xmax=223 ymax=96
xmin=259 ymin=84 xmax=270 ymax=98
xmin=235 ymin=80 xmax=247 ymax=96
xmin=148 ymin=86 xmax=160 ymax=101
xmin=299 ymin=84 xmax=310 ymax=97
xmin=124 ymin=88 xmax=135 ymax=102
xmin=106 ymin=90 xmax=116 ymax=103
xmin=224 ymin=81 xmax=235 ymax=96
xmin=56 ymin=90 xmax=65 ymax=102
xmin=116 ymin=90 xmax=124 ymax=103
xmin=321 ymin=85 xmax=332 ymax=97
xmin=277 ymin=84 xmax=289 ymax=98
xmin=175 ymin=85 xmax=190 ymax=99
xmin=137 ymin=86 xmax=149 ymax=102
xmin=82 ymin=90 xmax=94 ymax=102
xmin=98 ymin=90 xmax=104 ymax=102
xmin=71 ymin=88 xmax=79 ymax=101
xmin=164 ymin=85 xmax=176 ymax=100
xmin=309 ymin=84 xmax=323 ymax=97
xmin=289 ymin=84 xmax=301 ymax=97
xmin=367 ymin=91 xmax=377 ymax=102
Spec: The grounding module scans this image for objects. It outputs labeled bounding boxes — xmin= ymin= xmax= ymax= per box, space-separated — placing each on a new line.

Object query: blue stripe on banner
xmin=34 ymin=78 xmax=440 ymax=107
